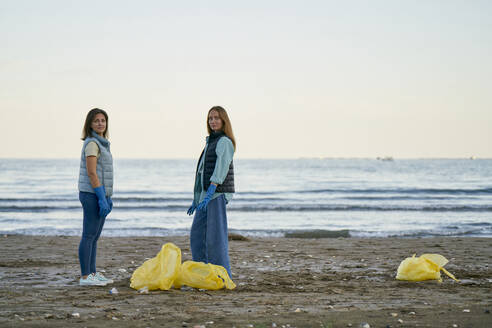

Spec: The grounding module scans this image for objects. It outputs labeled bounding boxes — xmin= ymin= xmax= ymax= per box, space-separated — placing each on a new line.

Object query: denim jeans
xmin=78 ymin=191 xmax=106 ymax=276
xmin=190 ymin=194 xmax=231 ymax=276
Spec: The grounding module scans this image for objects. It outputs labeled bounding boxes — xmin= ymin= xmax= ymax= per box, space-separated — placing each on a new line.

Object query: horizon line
xmin=0 ymin=156 xmax=490 ymax=160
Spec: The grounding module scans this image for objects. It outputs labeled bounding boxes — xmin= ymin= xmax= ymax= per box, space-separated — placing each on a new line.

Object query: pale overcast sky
xmin=1 ymin=0 xmax=491 ymax=158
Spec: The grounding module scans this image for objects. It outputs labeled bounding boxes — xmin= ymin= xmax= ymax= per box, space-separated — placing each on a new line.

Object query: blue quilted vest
xmin=78 ymin=132 xmax=113 ymax=196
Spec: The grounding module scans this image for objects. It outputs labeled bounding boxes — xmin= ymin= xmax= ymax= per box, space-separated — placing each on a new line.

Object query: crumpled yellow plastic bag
xmin=130 ymin=243 xmax=181 ymax=290
xmin=173 ymin=261 xmax=236 ymax=290
xmin=396 ymin=253 xmax=459 ymax=282
xmin=130 ymin=243 xmax=235 ymax=291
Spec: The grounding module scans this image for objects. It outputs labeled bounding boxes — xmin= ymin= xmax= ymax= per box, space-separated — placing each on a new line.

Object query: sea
xmin=0 ymin=158 xmax=491 ymax=238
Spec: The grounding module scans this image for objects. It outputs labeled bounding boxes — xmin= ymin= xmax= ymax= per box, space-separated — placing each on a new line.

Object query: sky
xmin=1 ymin=0 xmax=491 ymax=159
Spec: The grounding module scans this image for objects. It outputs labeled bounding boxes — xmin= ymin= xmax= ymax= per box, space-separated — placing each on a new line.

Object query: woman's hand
xmin=187 ymin=202 xmax=197 ymax=216
xmin=94 ymin=186 xmax=111 ymax=218
xmin=197 ymin=184 xmax=217 ymax=212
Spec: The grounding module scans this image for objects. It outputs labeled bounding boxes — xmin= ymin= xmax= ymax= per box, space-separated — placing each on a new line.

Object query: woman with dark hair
xmin=187 ymin=106 xmax=236 ymax=276
xmin=77 ymin=108 xmax=114 ymax=286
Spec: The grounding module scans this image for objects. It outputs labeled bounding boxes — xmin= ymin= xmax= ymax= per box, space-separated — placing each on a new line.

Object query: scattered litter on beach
xmin=396 ymin=254 xmax=459 ymax=282
xmin=1 ymin=235 xmax=490 ymax=326
xmin=463 ymin=309 xmax=470 ymax=313
xmin=398 ymin=319 xmax=403 ymax=323
xmin=109 ymin=287 xmax=118 ymax=295
xmin=71 ymin=312 xmax=80 ymax=318
xmin=14 ymin=314 xmax=24 ymax=321
xmin=360 ymin=323 xmax=370 ymax=328
xmin=118 ymin=268 xmax=127 ymax=273
xmin=138 ymin=286 xmax=149 ymax=294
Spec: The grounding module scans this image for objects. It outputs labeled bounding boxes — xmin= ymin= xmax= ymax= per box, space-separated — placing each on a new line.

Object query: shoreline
xmin=2 ymin=228 xmax=490 ymax=239
xmin=1 ymin=235 xmax=491 ymax=327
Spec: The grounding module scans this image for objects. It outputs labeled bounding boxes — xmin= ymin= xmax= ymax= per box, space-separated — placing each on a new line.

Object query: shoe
xmin=79 ymin=273 xmax=107 ymax=286
xmin=94 ymin=272 xmax=113 ymax=284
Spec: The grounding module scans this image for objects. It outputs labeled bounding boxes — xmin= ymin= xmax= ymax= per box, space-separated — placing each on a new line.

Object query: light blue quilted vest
xmin=78 ymin=132 xmax=113 ymax=196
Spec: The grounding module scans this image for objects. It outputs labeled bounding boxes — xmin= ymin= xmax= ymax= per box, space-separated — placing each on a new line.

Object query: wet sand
xmin=0 ymin=235 xmax=491 ymax=327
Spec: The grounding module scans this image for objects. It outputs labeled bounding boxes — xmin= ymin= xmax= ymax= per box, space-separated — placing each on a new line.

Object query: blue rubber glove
xmin=107 ymin=197 xmax=113 ymax=212
xmin=187 ymin=202 xmax=197 ymax=216
xmin=94 ymin=186 xmax=111 ymax=218
xmin=197 ymin=184 xmax=217 ymax=212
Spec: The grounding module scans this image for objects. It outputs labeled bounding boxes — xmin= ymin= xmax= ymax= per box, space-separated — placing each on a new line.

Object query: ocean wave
xmin=113 ymin=197 xmax=190 ymax=202
xmin=240 ymin=187 xmax=492 ymax=195
xmin=2 ymin=226 xmax=490 ymax=238
xmin=0 ymin=198 xmax=72 ymax=202
xmin=2 ymin=204 xmax=492 ymax=213
xmin=351 ymin=226 xmax=492 ymax=238
xmin=464 ymin=222 xmax=492 ymax=227
xmin=0 ymin=206 xmax=69 ymax=212
xmin=0 ymin=205 xmax=183 ymax=212
xmin=388 ymin=229 xmax=491 ymax=238
xmin=343 ymin=196 xmax=471 ymax=200
xmin=228 ymin=204 xmax=492 ymax=212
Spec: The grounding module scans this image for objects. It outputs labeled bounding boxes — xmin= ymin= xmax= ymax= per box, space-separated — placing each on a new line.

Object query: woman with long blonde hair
xmin=187 ymin=106 xmax=236 ymax=276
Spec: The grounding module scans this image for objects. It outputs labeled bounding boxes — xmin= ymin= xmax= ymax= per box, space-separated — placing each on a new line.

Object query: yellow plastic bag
xmin=174 ymin=261 xmax=236 ymax=290
xmin=396 ymin=253 xmax=459 ymax=282
xmin=130 ymin=243 xmax=181 ymax=290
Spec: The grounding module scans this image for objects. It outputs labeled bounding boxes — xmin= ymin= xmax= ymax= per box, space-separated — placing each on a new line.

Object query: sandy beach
xmin=0 ymin=235 xmax=491 ymax=327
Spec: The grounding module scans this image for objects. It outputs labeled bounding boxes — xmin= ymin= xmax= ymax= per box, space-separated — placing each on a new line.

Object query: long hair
xmin=207 ymin=106 xmax=236 ymax=150
xmin=81 ymin=108 xmax=109 ymax=140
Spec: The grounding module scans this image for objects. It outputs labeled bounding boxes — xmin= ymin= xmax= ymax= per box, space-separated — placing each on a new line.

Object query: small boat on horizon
xmin=377 ymin=156 xmax=394 ymax=161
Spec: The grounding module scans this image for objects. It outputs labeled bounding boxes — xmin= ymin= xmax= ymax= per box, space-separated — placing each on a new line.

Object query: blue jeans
xmin=78 ymin=191 xmax=106 ymax=276
xmin=190 ymin=194 xmax=231 ymax=276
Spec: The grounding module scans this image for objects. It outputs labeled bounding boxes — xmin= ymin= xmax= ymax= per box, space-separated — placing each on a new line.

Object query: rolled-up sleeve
xmin=210 ymin=137 xmax=234 ymax=185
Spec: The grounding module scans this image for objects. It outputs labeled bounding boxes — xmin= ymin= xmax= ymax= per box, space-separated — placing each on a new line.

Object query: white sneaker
xmin=79 ymin=273 xmax=107 ymax=286
xmin=94 ymin=272 xmax=113 ymax=284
